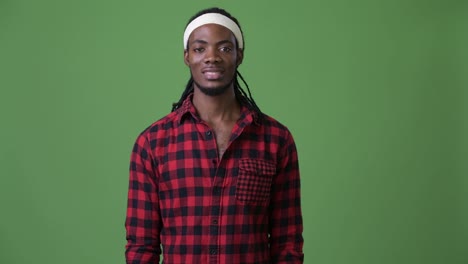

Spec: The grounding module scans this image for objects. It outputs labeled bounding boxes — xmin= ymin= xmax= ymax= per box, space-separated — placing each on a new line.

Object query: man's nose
xmin=204 ymin=48 xmax=221 ymax=63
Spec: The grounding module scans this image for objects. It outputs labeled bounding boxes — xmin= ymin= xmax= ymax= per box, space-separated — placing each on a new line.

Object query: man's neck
xmin=192 ymin=87 xmax=241 ymax=123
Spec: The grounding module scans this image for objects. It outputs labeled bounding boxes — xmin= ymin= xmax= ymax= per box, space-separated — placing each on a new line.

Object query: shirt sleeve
xmin=269 ymin=130 xmax=304 ymax=263
xmin=125 ymin=132 xmax=162 ymax=263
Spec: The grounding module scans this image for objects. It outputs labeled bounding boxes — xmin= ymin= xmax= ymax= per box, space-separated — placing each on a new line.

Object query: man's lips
xmin=202 ymin=68 xmax=224 ymax=80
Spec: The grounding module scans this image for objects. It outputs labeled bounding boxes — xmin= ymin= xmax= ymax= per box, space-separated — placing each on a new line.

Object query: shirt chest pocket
xmin=235 ymin=159 xmax=276 ymax=204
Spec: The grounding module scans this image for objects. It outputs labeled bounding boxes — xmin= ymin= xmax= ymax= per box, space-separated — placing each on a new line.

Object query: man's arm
xmin=269 ymin=131 xmax=304 ymax=263
xmin=125 ymin=133 xmax=162 ymax=263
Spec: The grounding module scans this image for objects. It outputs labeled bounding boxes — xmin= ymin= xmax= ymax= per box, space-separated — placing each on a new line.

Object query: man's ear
xmin=236 ymin=49 xmax=244 ymax=66
xmin=184 ymin=49 xmax=189 ymax=66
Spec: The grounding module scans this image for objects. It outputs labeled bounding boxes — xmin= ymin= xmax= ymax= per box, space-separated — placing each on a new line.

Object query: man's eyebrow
xmin=216 ymin=40 xmax=234 ymax=46
xmin=190 ymin=39 xmax=208 ymax=45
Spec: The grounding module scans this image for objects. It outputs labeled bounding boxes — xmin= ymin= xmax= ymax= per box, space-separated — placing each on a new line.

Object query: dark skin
xmin=184 ymin=24 xmax=244 ymax=158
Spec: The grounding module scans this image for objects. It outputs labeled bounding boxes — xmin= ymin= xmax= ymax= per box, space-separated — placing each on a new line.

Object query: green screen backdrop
xmin=1 ymin=0 xmax=467 ymax=263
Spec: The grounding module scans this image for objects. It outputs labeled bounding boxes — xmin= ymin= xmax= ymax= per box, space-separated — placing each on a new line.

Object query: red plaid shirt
xmin=125 ymin=95 xmax=304 ymax=263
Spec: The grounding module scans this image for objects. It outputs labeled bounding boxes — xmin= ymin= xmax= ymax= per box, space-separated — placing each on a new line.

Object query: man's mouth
xmin=202 ymin=68 xmax=224 ymax=80
xmin=203 ymin=71 xmax=223 ymax=79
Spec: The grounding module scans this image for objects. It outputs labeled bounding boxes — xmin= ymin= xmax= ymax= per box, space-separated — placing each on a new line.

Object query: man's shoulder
xmin=137 ymin=111 xmax=180 ymax=139
xmin=251 ymin=113 xmax=296 ymax=146
xmin=259 ymin=113 xmax=291 ymax=134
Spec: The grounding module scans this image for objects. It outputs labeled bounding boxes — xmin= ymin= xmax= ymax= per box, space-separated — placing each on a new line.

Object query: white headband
xmin=183 ymin=13 xmax=244 ymax=50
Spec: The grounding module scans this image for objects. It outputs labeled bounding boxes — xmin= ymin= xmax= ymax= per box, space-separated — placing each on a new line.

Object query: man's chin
xmin=195 ymin=82 xmax=231 ymax=96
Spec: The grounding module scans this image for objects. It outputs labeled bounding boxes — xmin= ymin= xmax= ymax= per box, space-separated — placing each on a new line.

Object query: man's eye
xmin=193 ymin=47 xmax=204 ymax=52
xmin=220 ymin=47 xmax=232 ymax=52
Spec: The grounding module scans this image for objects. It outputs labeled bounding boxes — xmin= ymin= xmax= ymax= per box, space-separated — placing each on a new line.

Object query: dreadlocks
xmin=171 ymin=7 xmax=263 ymax=120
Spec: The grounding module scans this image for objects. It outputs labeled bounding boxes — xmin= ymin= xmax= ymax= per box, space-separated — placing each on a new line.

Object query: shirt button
xmin=206 ymin=131 xmax=212 ymax=136
xmin=210 ymin=249 xmax=218 ymax=255
xmin=212 ymin=219 xmax=218 ymax=224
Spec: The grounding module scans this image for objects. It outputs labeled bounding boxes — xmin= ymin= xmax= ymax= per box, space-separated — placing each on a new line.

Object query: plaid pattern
xmin=236 ymin=159 xmax=276 ymax=203
xmin=125 ymin=95 xmax=304 ymax=264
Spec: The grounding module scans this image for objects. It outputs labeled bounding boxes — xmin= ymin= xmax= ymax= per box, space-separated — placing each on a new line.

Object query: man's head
xmin=172 ymin=7 xmax=262 ymax=119
xmin=183 ymin=8 xmax=244 ymax=96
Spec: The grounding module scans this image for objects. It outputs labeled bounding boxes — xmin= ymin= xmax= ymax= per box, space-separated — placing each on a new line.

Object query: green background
xmin=1 ymin=0 xmax=467 ymax=263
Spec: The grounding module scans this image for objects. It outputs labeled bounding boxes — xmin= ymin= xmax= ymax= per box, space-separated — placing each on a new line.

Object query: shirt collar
xmin=175 ymin=93 xmax=260 ymax=126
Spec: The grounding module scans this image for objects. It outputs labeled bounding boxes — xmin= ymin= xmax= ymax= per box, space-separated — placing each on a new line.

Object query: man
xmin=125 ymin=7 xmax=304 ymax=263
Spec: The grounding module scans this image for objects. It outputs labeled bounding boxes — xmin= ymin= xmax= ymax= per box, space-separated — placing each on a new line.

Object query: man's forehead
xmin=189 ymin=24 xmax=237 ymax=41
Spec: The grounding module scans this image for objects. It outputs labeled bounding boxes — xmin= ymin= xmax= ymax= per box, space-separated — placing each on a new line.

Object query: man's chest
xmin=212 ymin=124 xmax=233 ymax=158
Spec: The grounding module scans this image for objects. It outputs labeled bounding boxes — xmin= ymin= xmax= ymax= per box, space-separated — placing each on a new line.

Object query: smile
xmin=202 ymin=68 xmax=224 ymax=80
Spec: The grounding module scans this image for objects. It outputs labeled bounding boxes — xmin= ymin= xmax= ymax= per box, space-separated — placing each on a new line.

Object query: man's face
xmin=184 ymin=23 xmax=243 ymax=96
